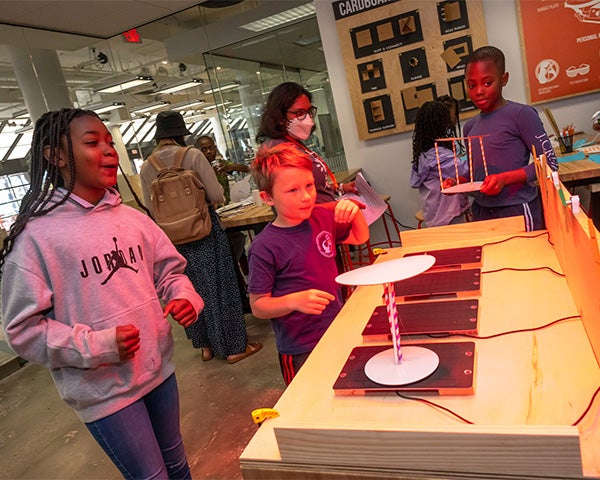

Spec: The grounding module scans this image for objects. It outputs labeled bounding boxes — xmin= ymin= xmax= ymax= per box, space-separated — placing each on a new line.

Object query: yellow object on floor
xmin=251 ymin=408 xmax=280 ymax=424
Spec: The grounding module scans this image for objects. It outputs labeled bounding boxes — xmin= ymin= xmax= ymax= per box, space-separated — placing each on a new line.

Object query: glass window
xmin=0 ymin=173 xmax=31 ymax=231
xmin=135 ymin=120 xmax=156 ymax=144
xmin=1 ymin=4 xmax=347 ymax=218
xmin=9 ymin=132 xmax=33 ymax=160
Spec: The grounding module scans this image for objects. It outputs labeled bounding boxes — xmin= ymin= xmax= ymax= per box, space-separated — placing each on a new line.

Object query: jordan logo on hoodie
xmin=79 ymin=236 xmax=140 ymax=284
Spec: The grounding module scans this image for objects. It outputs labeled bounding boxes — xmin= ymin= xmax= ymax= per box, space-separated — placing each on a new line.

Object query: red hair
xmin=251 ymin=143 xmax=312 ymax=194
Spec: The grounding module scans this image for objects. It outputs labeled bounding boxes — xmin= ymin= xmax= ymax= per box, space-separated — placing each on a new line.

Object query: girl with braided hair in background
xmin=410 ymin=100 xmax=471 ymax=227
xmin=0 ymin=108 xmax=203 ymax=479
xmin=436 ymin=94 xmax=466 ymax=156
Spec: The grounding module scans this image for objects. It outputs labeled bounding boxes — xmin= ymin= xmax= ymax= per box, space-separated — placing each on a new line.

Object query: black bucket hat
xmin=154 ymin=111 xmax=191 ymax=139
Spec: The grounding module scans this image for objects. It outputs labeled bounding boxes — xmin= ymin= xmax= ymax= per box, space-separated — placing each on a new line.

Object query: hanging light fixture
xmin=11 ymin=108 xmax=29 ymax=119
xmin=91 ymin=102 xmax=126 ymax=114
xmin=173 ymin=99 xmax=206 ymax=110
xmin=203 ymin=101 xmax=232 ymax=110
xmin=203 ymin=82 xmax=239 ymax=95
xmin=131 ymin=101 xmax=171 ymax=115
xmin=156 ymin=78 xmax=203 ymax=94
xmin=96 ymin=76 xmax=153 ymax=94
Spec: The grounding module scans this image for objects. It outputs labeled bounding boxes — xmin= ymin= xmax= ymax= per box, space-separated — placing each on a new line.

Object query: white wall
xmin=314 ymin=0 xmax=599 ymax=237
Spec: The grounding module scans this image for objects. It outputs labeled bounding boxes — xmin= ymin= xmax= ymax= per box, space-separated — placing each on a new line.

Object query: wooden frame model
xmin=435 ymin=134 xmax=489 ymax=194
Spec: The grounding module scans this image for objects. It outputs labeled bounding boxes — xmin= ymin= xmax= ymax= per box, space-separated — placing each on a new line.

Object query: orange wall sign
xmin=517 ymin=0 xmax=600 ymax=103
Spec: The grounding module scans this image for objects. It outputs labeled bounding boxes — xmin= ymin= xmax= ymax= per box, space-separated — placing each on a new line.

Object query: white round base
xmin=364 ymin=346 xmax=440 ymax=386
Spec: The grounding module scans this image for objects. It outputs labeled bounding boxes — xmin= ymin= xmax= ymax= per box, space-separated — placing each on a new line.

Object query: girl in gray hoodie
xmin=0 ymin=108 xmax=203 ymax=480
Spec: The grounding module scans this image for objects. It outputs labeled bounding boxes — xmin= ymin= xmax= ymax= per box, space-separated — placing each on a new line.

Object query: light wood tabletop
xmin=555 ymin=132 xmax=600 ymax=229
xmin=558 ymin=159 xmax=600 ymax=183
xmin=218 ymin=203 xmax=274 ymax=231
xmin=334 ymin=168 xmax=361 ymax=184
xmin=218 ymin=168 xmax=361 ymax=232
xmin=557 ymin=132 xmax=600 ymax=184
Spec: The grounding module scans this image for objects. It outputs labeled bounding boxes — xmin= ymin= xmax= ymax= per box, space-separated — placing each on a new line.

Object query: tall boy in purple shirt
xmin=463 ymin=45 xmax=558 ymax=231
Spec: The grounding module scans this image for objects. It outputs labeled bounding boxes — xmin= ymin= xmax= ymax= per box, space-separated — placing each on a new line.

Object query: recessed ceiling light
xmin=240 ymin=3 xmax=315 ymax=32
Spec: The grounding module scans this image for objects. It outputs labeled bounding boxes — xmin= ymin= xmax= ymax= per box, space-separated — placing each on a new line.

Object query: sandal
xmin=201 ymin=348 xmax=214 ymax=362
xmin=227 ymin=342 xmax=263 ymax=364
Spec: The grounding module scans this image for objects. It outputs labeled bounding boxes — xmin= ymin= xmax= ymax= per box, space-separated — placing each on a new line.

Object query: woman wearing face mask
xmin=256 ymin=82 xmax=357 ymax=203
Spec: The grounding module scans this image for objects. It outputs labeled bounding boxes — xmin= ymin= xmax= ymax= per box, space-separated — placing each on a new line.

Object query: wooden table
xmin=556 ymin=134 xmax=600 ymax=229
xmin=334 ymin=168 xmax=361 ymax=185
xmin=558 ymin=161 xmax=600 ymax=230
xmin=218 ymin=203 xmax=274 ymax=233
xmin=240 ymin=213 xmax=600 ymax=479
xmin=558 ymin=159 xmax=600 ymax=183
xmin=218 ymin=169 xmax=361 ymax=233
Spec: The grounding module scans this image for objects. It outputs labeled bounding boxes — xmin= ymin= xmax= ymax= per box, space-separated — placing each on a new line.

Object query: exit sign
xmin=123 ymin=28 xmax=142 ymax=43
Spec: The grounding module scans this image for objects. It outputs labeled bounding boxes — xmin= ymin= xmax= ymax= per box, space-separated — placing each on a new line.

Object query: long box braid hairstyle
xmin=0 ymin=108 xmax=99 ymax=274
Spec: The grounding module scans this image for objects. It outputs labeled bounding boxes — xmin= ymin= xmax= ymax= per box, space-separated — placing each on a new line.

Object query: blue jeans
xmin=86 ymin=374 xmax=191 ymax=480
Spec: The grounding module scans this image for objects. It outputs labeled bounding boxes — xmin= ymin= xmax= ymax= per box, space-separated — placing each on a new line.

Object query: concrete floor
xmin=0 ymin=314 xmax=284 ymax=480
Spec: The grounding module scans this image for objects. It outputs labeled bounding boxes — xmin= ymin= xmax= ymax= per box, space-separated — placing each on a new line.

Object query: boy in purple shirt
xmin=463 ymin=45 xmax=558 ymax=231
xmin=248 ymin=143 xmax=369 ymax=385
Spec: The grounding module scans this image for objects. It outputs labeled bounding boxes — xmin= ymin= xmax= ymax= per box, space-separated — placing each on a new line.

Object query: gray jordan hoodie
xmin=1 ymin=188 xmax=203 ymax=422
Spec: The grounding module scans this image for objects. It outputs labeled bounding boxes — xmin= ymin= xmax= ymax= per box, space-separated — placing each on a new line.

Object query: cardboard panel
xmin=332 ymin=0 xmax=486 ymax=140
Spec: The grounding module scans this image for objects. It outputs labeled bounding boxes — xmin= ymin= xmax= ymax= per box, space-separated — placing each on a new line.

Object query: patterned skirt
xmin=176 ymin=208 xmax=248 ymax=358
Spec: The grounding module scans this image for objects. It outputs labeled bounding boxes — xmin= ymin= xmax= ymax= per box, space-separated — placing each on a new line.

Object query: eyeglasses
xmin=287 ymin=106 xmax=317 ymax=120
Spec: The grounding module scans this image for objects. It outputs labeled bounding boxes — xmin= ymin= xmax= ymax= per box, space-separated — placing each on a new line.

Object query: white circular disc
xmin=364 ymin=346 xmax=440 ymax=386
xmin=335 ymin=255 xmax=435 ymax=286
xmin=442 ymin=181 xmax=483 ymax=194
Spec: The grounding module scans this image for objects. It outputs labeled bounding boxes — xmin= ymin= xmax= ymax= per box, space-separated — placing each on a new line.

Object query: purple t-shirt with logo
xmin=248 ymin=206 xmax=350 ymax=355
xmin=463 ymin=100 xmax=558 ymax=208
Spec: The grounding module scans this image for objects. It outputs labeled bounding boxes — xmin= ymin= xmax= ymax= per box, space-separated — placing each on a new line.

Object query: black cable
xmin=397 ymin=382 xmax=600 ymax=428
xmin=572 ymin=385 xmax=600 ymax=426
xmin=396 ymin=225 xmax=598 ymax=424
xmin=395 ymin=392 xmax=474 ymax=424
xmin=427 ymin=314 xmax=580 ymax=340
xmin=482 ymin=266 xmax=564 ymax=276
xmin=393 ymin=217 xmax=417 ymax=230
xmin=397 ymin=314 xmax=597 ymax=427
xmin=480 ymin=231 xmax=549 ymax=247
xmin=478 ymin=232 xmax=564 ymax=275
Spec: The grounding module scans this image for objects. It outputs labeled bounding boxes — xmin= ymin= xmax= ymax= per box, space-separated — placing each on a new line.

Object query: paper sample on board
xmin=341 ymin=172 xmax=388 ymax=225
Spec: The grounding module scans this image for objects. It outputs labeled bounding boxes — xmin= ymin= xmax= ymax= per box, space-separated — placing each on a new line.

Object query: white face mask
xmin=287 ymin=116 xmax=314 ymax=141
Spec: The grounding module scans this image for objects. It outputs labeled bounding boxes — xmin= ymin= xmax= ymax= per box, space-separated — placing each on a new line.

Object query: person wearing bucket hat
xmin=154 ymin=111 xmax=192 ymax=140
xmin=140 ymin=111 xmax=263 ymax=364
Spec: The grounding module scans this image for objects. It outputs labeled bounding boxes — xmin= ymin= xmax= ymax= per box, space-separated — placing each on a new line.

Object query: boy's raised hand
xmin=333 ymin=198 xmax=362 ymax=224
xmin=116 ymin=324 xmax=140 ymax=361
xmin=163 ymin=298 xmax=199 ymax=327
xmin=290 ymin=289 xmax=336 ymax=315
